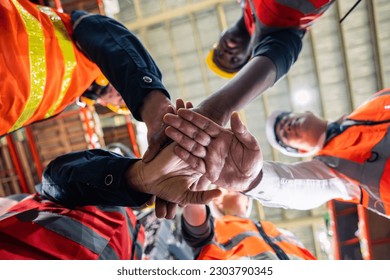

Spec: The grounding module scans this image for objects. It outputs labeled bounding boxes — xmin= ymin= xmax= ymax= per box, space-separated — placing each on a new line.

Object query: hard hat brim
xmin=205 ymin=48 xmax=237 ymax=79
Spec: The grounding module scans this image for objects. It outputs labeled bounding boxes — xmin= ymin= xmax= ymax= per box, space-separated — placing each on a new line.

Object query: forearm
xmin=253 ymin=28 xmax=304 ymax=82
xmin=181 ymin=206 xmax=214 ymax=248
xmin=197 ymin=56 xmax=276 ymax=126
xmin=138 ymin=89 xmax=173 ymax=132
xmin=71 ymin=11 xmax=170 ymax=121
xmin=245 ymin=160 xmax=361 ymax=210
xmin=38 ymin=149 xmax=151 ymax=208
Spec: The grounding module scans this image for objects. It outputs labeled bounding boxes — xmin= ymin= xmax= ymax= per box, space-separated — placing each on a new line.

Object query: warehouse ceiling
xmin=56 ymin=0 xmax=390 ymax=259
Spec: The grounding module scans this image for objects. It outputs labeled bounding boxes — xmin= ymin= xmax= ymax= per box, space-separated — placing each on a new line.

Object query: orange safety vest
xmin=0 ymin=194 xmax=144 ymax=259
xmin=0 ymin=0 xmax=101 ymax=136
xmin=316 ymin=89 xmax=390 ymax=217
xmin=196 ymin=215 xmax=316 ymax=260
xmin=243 ymin=0 xmax=334 ymax=35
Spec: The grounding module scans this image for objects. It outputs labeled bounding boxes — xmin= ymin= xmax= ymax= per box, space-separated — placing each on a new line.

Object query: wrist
xmin=139 ymin=90 xmax=171 ymax=125
xmin=242 ymin=169 xmax=263 ymax=194
xmin=196 ymin=99 xmax=231 ymax=126
xmin=125 ymin=160 xmax=147 ymax=193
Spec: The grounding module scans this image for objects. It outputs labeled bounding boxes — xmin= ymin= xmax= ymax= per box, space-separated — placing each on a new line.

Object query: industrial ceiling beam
xmin=125 ymin=0 xmax=233 ymax=30
xmin=366 ymin=0 xmax=385 ymax=91
xmin=188 ymin=13 xmax=211 ymax=96
xmin=307 ymin=30 xmax=326 ymax=118
xmin=133 ymin=0 xmax=149 ymax=48
xmin=216 ymin=2 xmax=228 ymax=31
xmin=334 ymin=2 xmax=355 ymax=111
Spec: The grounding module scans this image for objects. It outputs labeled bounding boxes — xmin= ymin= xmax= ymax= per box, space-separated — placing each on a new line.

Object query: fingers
xmin=165 ymin=202 xmax=178 ymax=219
xmin=154 ymin=198 xmax=166 ymax=218
xmin=176 ymin=109 xmax=222 ymax=138
xmin=143 ymin=127 xmax=173 ymax=163
xmin=165 ymin=127 xmax=207 ymax=158
xmin=155 ymin=198 xmax=178 ymax=219
xmin=230 ymin=112 xmax=260 ymax=150
xmin=164 ymin=114 xmax=211 ymax=146
xmin=195 ymin=175 xmax=211 ymax=191
xmin=176 ymin=99 xmax=185 ymax=111
xmin=186 ymin=101 xmax=194 ymax=109
xmin=183 ymin=188 xmax=222 ymax=205
xmin=174 ymin=145 xmax=206 ymax=174
xmin=143 ymin=144 xmax=160 ymax=163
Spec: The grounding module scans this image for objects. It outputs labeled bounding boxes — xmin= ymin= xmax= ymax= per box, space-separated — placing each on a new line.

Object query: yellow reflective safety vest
xmin=316 ymin=89 xmax=390 ymax=217
xmin=196 ymin=215 xmax=316 ymax=260
xmin=0 ymin=0 xmax=100 ymax=136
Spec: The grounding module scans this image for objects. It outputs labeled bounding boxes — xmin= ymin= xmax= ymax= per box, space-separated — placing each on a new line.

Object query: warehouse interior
xmin=1 ymin=0 xmax=390 ymax=260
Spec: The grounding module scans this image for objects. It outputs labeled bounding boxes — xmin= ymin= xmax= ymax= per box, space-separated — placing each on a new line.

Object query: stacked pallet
xmin=0 ymin=138 xmax=23 ymax=196
xmin=103 ymin=123 xmax=137 ymax=156
xmin=30 ymin=107 xmax=104 ymax=167
xmin=0 ymin=107 xmax=104 ymax=196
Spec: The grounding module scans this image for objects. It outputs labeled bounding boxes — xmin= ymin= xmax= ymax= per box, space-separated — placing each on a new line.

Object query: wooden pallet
xmin=0 ymin=107 xmax=104 ymax=196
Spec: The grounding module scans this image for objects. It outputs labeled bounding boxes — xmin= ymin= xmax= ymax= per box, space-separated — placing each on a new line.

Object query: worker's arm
xmin=38 ymin=149 xmax=148 ymax=208
xmin=181 ymin=205 xmax=215 ymax=249
xmin=245 ymin=160 xmax=361 ymax=210
xmin=196 ymin=29 xmax=304 ymax=126
xmin=38 ymin=147 xmax=221 ymax=214
xmin=164 ymin=108 xmax=361 ymax=209
xmin=71 ymin=11 xmax=173 ymax=161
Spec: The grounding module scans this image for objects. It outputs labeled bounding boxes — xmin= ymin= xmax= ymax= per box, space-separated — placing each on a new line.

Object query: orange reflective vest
xmin=0 ymin=0 xmax=100 ymax=136
xmin=196 ymin=215 xmax=316 ymax=260
xmin=0 ymin=195 xmax=144 ymax=259
xmin=316 ymin=89 xmax=390 ymax=217
xmin=243 ymin=0 xmax=334 ymax=35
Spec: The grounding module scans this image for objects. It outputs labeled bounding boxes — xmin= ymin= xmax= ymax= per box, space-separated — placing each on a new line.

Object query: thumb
xmin=182 ymin=188 xmax=222 ymax=206
xmin=142 ymin=144 xmax=160 ymax=162
xmin=230 ymin=112 xmax=259 ymax=150
xmin=194 ymin=175 xmax=211 ymax=191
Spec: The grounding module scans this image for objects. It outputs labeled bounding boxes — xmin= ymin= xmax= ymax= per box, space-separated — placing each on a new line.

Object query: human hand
xmin=142 ymin=99 xmax=194 ymax=218
xmin=142 ymin=96 xmax=194 ymax=162
xmin=164 ymin=109 xmax=263 ymax=192
xmin=141 ymin=90 xmax=175 ymax=162
xmin=126 ymin=142 xmax=221 ymax=218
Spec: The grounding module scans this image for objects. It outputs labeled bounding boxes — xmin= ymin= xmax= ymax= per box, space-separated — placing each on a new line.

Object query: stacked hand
xmin=138 ymin=97 xmax=263 ymax=218
xmin=134 ymin=97 xmax=223 ymax=218
xmin=126 ymin=142 xmax=221 ymax=218
xmin=163 ymin=106 xmax=263 ymax=193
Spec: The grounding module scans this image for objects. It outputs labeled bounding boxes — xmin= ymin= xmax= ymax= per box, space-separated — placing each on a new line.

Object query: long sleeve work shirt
xmin=245 ymin=160 xmax=361 ymax=210
xmin=37 ymin=149 xmax=151 ymax=208
xmin=71 ymin=11 xmax=170 ymax=121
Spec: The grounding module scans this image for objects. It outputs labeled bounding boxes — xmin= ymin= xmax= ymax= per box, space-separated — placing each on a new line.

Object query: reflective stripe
xmin=15 ymin=209 xmax=116 ymax=257
xmin=0 ymin=211 xmax=18 ymax=221
xmin=213 ymin=230 xmax=289 ymax=251
xmin=97 ymin=205 xmax=143 ymax=259
xmin=9 ymin=0 xmax=46 ymax=132
xmin=251 ymin=251 xmax=279 ymax=260
xmin=275 ymin=0 xmax=334 ymax=14
xmin=99 ymin=244 xmax=120 ymax=260
xmin=318 ymin=126 xmax=390 ymax=214
xmin=275 ymin=0 xmax=316 ymax=14
xmin=38 ymin=6 xmax=77 ymax=118
xmin=251 ymin=251 xmax=304 ymax=260
xmin=376 ymin=89 xmax=390 ymax=97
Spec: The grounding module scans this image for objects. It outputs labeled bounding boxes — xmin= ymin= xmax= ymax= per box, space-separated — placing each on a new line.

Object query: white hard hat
xmin=265 ymin=110 xmax=320 ymax=158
